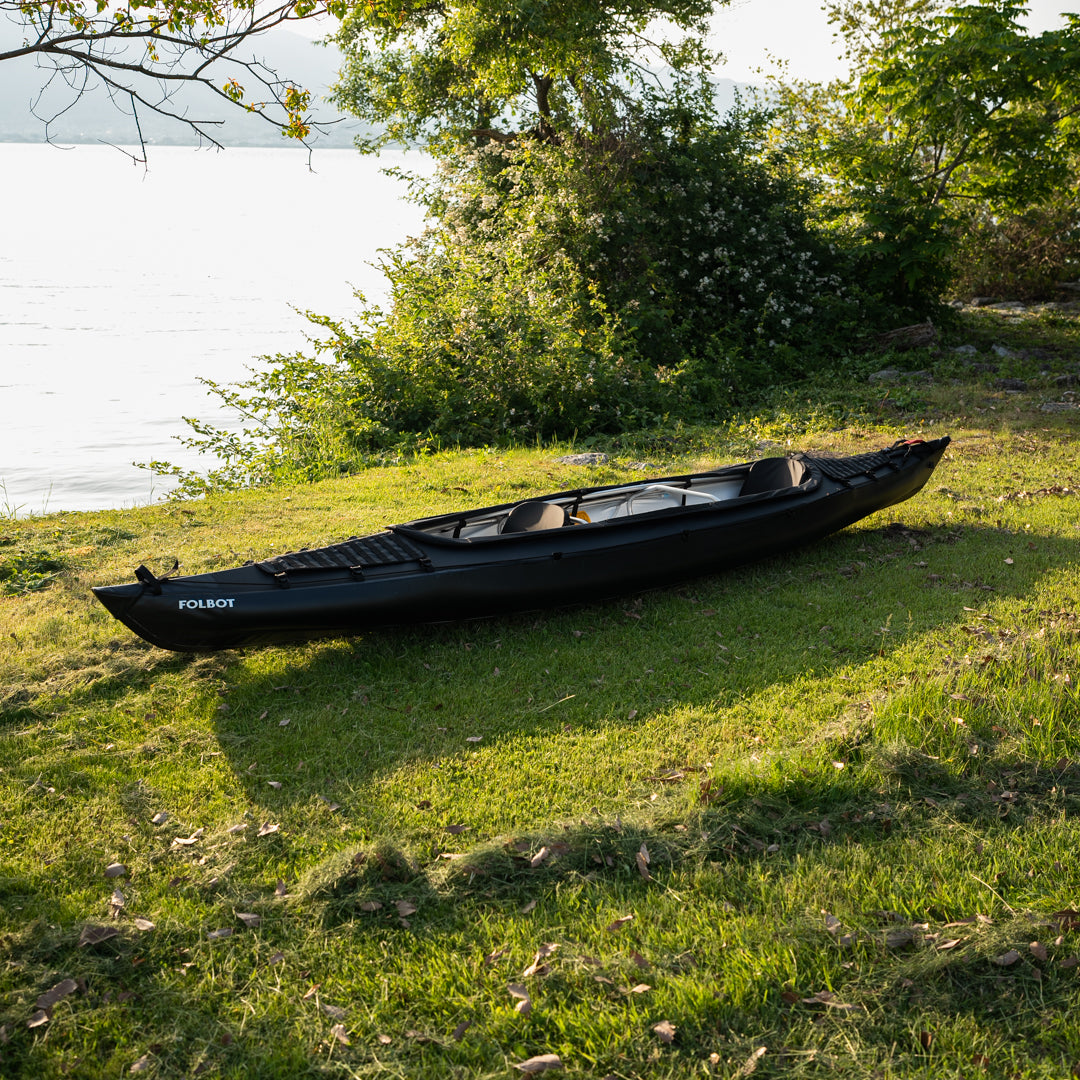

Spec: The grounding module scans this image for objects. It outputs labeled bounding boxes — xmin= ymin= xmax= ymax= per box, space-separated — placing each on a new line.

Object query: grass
xmin=1 ymin=307 xmax=1080 ymax=1078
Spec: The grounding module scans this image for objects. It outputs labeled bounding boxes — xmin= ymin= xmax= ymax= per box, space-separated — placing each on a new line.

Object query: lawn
xmin=2 ymin=307 xmax=1080 ymax=1078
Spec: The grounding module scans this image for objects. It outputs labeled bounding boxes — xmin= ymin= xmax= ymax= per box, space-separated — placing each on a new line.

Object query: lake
xmin=0 ymin=143 xmax=427 ymax=513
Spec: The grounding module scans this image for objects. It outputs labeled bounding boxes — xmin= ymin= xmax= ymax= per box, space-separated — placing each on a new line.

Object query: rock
xmin=970 ymin=296 xmax=1001 ymax=307
xmin=1054 ymin=374 xmax=1079 ymax=388
xmin=556 ymin=452 xmax=609 ymax=466
xmin=868 ymin=368 xmax=933 ymax=385
xmin=1040 ymin=401 xmax=1079 ymax=413
xmin=994 ymin=378 xmax=1028 ymax=392
xmin=868 ymin=367 xmax=900 ymax=384
xmin=985 ymin=301 xmax=1026 ymax=312
xmin=991 ymin=344 xmax=1020 ymax=359
xmin=951 ymin=345 xmax=978 ymax=355
xmin=875 ymin=322 xmax=937 ymax=350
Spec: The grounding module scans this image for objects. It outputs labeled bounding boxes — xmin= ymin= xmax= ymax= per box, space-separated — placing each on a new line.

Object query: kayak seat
xmin=739 ymin=457 xmax=808 ymax=497
xmin=502 ymin=501 xmax=571 ymax=533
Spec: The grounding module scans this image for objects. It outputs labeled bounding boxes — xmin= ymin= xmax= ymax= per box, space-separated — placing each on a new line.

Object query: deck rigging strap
xmin=256 ymin=531 xmax=428 ymax=576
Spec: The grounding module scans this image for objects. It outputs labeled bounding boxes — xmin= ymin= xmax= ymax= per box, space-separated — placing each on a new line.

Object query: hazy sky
xmin=710 ymin=0 xmax=1078 ymax=82
xmin=293 ymin=2 xmax=1079 ymax=85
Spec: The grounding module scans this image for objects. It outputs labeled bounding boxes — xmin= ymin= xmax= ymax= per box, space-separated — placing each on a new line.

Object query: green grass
xmin=2 ymin=308 xmax=1080 ymax=1078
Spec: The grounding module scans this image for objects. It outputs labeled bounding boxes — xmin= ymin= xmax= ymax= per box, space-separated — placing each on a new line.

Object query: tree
xmin=771 ymin=0 xmax=1080 ymax=307
xmin=1 ymin=0 xmax=349 ymax=151
xmin=331 ymin=0 xmax=719 ymax=154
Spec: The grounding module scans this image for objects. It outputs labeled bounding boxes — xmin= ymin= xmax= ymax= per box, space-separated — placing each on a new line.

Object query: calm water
xmin=0 ymin=144 xmax=426 ymax=513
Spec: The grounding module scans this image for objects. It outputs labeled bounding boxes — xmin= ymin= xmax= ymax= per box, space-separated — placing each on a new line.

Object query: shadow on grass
xmin=204 ymin=519 xmax=1079 ymax=804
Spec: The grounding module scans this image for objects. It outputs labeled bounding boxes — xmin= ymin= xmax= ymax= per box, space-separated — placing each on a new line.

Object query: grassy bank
xmin=2 ymin=308 xmax=1080 ymax=1078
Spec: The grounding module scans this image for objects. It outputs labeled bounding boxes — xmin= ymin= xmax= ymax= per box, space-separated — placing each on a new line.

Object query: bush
xmin=159 ymin=112 xmax=914 ymax=494
xmin=949 ymin=194 xmax=1080 ymax=302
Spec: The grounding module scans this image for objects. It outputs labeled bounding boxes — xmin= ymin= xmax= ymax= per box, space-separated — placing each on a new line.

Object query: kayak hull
xmin=93 ymin=437 xmax=949 ymax=651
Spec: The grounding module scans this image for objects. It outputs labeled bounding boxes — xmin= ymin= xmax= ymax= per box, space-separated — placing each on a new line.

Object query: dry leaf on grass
xmin=321 ymin=1003 xmax=347 ymax=1020
xmin=377 ymin=1033 xmax=392 ymax=1045
xmin=802 ymin=990 xmax=865 ymax=1012
xmin=605 ymin=914 xmax=634 ymax=932
xmin=172 ymin=830 xmax=204 ymax=847
xmin=79 ymin=925 xmax=119 ymax=947
xmin=257 ymin=823 xmax=280 ymax=837
xmin=520 ymin=900 xmax=538 ymax=915
xmin=151 ymin=812 xmax=169 ymax=825
xmin=395 ymin=900 xmax=418 ymax=918
xmin=129 ymin=1053 xmax=152 ymax=1073
xmin=508 ymin=983 xmax=532 ymax=1016
xmin=226 ymin=824 xmax=247 ymax=834
xmin=104 ymin=863 xmax=127 ymax=879
xmin=627 ymin=984 xmax=651 ymax=994
xmin=733 ymin=1047 xmax=767 ymax=1078
xmin=523 ymin=943 xmax=559 ymax=978
xmin=636 ymin=844 xmax=651 ymax=880
xmin=207 ymin=928 xmax=233 ymax=941
xmin=359 ymin=901 xmax=383 ymax=913
xmin=444 ymin=824 xmax=469 ymax=835
xmin=235 ymin=912 xmax=261 ymax=928
xmin=653 ymin=1020 xmax=676 ymax=1044
xmin=36 ymin=978 xmax=77 ymax=1010
xmin=27 ymin=1010 xmax=50 ymax=1029
xmin=451 ymin=1019 xmax=471 ymax=1041
xmin=886 ymin=930 xmax=916 ymax=949
xmin=484 ymin=946 xmax=508 ymax=966
xmin=529 ymin=846 xmax=551 ymax=869
xmin=1031 ymin=941 xmax=1049 ymax=962
xmin=513 ymin=1053 xmax=563 ymax=1073
xmin=329 ymin=1024 xmax=350 ymax=1046
xmin=991 ymin=950 xmax=1021 ymax=966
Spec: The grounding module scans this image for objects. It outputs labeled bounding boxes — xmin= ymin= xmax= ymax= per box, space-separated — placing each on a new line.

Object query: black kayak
xmin=93 ymin=436 xmax=950 ymax=651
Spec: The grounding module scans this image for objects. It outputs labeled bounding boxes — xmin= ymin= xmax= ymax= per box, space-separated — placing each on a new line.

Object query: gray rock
xmin=868 ymin=367 xmax=900 ymax=384
xmin=1054 ymin=374 xmax=1079 ymax=388
xmin=867 ymin=368 xmax=933 ymax=385
xmin=1040 ymin=401 xmax=1079 ymax=413
xmin=556 ymin=452 xmax=609 ymax=466
xmin=951 ymin=345 xmax=978 ymax=355
xmin=994 ymin=378 xmax=1028 ymax=392
xmin=970 ymin=296 xmax=1000 ymax=307
xmin=991 ymin=344 xmax=1019 ymax=359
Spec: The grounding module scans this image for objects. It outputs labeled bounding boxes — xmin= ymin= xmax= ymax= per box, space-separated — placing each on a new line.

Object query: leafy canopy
xmin=770 ymin=0 xmax=1080 ymax=306
xmin=332 ymin=0 xmax=718 ymax=153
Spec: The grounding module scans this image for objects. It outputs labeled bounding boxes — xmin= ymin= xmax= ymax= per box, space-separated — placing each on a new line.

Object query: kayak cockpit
xmin=409 ymin=457 xmax=812 ymax=541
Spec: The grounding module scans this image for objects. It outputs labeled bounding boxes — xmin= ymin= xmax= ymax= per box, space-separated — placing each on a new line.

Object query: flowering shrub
xmin=160 ymin=112 xmax=900 ymax=492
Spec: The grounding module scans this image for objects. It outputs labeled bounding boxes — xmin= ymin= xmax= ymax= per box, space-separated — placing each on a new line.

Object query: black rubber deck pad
xmin=258 ymin=531 xmax=427 ymax=575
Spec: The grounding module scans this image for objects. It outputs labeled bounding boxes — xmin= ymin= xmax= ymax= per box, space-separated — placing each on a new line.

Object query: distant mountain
xmin=0 ymin=19 xmax=366 ymax=147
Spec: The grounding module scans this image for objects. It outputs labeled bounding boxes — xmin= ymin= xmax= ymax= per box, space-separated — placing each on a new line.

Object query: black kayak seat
xmin=503 ymin=501 xmax=571 ymax=533
xmin=740 ymin=456 xmax=808 ymax=497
